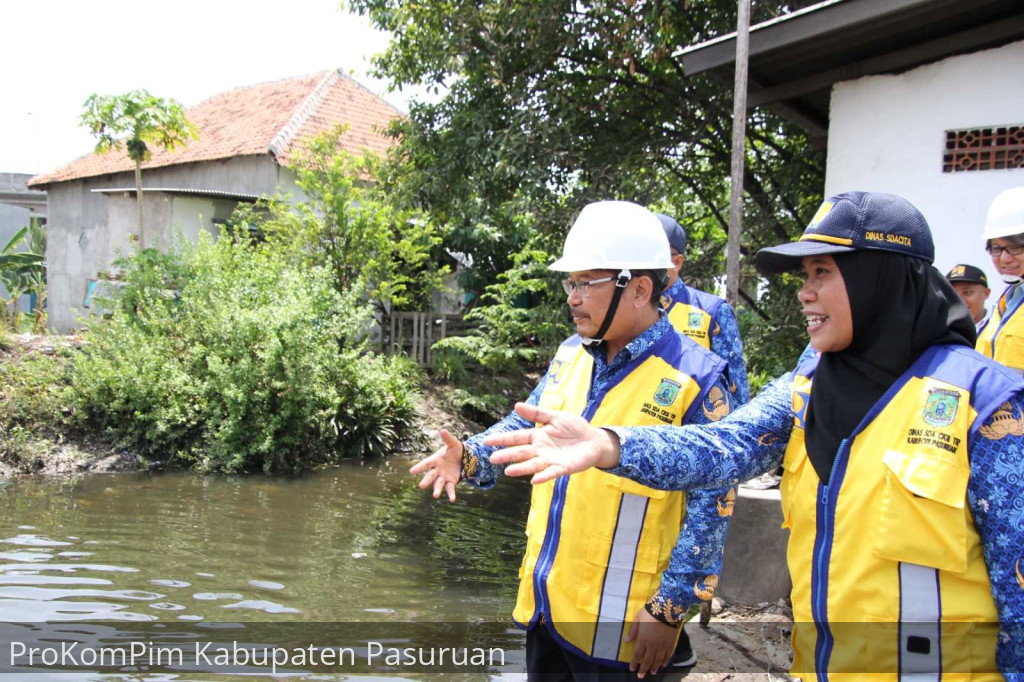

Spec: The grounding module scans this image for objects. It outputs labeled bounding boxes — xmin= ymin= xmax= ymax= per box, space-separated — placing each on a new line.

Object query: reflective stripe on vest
xmin=976 ymin=284 xmax=1024 ymax=371
xmin=899 ymin=563 xmax=940 ymax=682
xmin=781 ymin=345 xmax=1019 ymax=681
xmin=513 ymin=331 xmax=724 ymax=666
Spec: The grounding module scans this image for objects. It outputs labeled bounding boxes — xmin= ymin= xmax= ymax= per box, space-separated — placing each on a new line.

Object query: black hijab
xmin=804 ymin=250 xmax=977 ymax=482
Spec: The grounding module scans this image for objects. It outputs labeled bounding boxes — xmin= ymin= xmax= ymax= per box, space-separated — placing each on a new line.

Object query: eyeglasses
xmin=987 ymin=244 xmax=1024 ymax=257
xmin=561 ymin=276 xmax=615 ymax=297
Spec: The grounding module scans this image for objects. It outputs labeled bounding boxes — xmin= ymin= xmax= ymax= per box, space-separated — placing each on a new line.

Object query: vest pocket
xmin=779 ymin=436 xmax=807 ymax=530
xmin=873 ymin=450 xmax=969 ymax=573
xmin=995 ymin=331 xmax=1024 ymax=370
xmin=600 ymin=471 xmax=668 ymax=499
xmin=576 ymin=528 xmax=663 ymax=615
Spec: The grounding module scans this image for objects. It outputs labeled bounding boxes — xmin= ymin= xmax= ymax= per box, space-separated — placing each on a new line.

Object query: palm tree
xmin=81 ymin=90 xmax=198 ymax=244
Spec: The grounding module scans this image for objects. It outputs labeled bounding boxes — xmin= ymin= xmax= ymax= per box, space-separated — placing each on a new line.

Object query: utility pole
xmin=725 ymin=0 xmax=751 ymax=306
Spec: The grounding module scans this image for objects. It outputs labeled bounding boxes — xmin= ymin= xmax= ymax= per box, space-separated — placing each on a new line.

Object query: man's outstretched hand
xmin=410 ymin=429 xmax=464 ymax=502
xmin=485 ymin=403 xmax=622 ymax=483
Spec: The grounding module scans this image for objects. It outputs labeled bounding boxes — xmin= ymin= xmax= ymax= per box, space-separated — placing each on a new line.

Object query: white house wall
xmin=825 ymin=40 xmax=1024 ymax=295
xmin=44 ymin=155 xmax=282 ymax=331
xmin=170 ymin=196 xmax=218 ymax=243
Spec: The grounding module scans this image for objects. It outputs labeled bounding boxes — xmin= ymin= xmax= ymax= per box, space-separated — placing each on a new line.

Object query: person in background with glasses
xmin=977 ymin=187 xmax=1024 ymax=375
xmin=411 ymin=200 xmax=735 ymax=679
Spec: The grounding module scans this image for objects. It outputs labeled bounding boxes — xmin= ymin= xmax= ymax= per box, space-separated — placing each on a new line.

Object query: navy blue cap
xmin=756 ymin=191 xmax=935 ymax=274
xmin=946 ymin=263 xmax=988 ymax=287
xmin=655 ymin=213 xmax=686 ymax=254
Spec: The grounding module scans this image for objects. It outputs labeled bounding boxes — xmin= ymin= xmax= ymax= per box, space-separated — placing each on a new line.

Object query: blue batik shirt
xmin=462 ymin=313 xmax=736 ymax=623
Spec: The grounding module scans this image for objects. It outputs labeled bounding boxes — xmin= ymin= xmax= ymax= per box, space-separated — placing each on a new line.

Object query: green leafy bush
xmin=441 ymin=388 xmax=512 ymax=425
xmin=0 ymin=349 xmax=72 ymax=434
xmin=434 ymin=238 xmax=570 ymax=373
xmin=0 ymin=347 xmax=74 ymax=463
xmin=69 ymin=231 xmax=420 ymax=473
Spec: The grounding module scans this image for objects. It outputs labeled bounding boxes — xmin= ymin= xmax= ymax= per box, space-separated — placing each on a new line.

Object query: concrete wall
xmin=826 ymin=40 xmax=1024 ymax=299
xmin=43 ymin=155 xmax=282 ymax=331
xmin=46 ymin=178 xmax=113 ymax=331
xmin=718 ymin=488 xmax=791 ymax=605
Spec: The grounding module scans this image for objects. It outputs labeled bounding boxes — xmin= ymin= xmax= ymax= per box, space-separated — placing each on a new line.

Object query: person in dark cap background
xmin=655 ymin=214 xmax=749 ymax=407
xmin=945 ymin=263 xmax=990 ymax=334
xmin=653 ymin=213 xmax=749 ymax=669
xmin=485 ymin=191 xmax=1024 ymax=680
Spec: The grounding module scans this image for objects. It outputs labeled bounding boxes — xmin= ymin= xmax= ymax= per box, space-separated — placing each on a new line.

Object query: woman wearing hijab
xmin=480 ymin=192 xmax=1024 ymax=680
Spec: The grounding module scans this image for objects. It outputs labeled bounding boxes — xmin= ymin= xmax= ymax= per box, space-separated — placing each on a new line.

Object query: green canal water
xmin=0 ymin=459 xmax=533 ymax=677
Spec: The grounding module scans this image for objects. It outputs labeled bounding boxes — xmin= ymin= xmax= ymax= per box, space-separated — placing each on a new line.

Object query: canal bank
xmin=0 ymin=331 xmax=518 ymax=478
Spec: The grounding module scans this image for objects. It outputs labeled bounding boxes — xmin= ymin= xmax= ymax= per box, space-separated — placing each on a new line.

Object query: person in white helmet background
xmin=411 ymin=201 xmax=736 ymax=679
xmin=977 ymin=186 xmax=1024 ymax=374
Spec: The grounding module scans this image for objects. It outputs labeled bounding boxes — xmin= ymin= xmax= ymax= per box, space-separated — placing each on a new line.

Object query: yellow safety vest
xmin=514 ymin=331 xmax=725 ymax=666
xmin=782 ymin=345 xmax=1019 ymax=680
xmin=662 ymin=286 xmax=723 ymax=351
xmin=977 ymin=285 xmax=1024 ymax=373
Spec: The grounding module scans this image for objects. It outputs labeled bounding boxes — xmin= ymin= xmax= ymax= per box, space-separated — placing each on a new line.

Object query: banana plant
xmin=0 ymin=226 xmax=45 ymax=330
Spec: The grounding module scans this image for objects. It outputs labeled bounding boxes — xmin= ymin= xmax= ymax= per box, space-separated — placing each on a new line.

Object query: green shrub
xmin=433 ymin=239 xmax=570 ymax=373
xmin=431 ymin=349 xmax=469 ymax=384
xmin=69 ymin=231 xmax=421 ymax=473
xmin=0 ymin=347 xmax=74 ymax=463
xmin=441 ymin=388 xmax=510 ymax=425
xmin=0 ymin=349 xmax=72 ymax=432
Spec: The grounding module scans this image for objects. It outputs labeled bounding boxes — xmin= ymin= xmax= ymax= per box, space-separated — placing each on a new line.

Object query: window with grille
xmin=943 ymin=125 xmax=1024 ymax=173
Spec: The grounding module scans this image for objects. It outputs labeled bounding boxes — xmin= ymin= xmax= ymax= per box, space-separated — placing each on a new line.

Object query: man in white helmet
xmin=977 ymin=186 xmax=1024 ymax=373
xmin=412 ymin=200 xmax=734 ymax=679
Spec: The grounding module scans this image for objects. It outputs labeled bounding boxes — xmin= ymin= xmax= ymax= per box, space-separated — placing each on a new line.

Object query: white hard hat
xmin=549 ymin=200 xmax=674 ymax=272
xmin=981 ymin=186 xmax=1024 ymax=241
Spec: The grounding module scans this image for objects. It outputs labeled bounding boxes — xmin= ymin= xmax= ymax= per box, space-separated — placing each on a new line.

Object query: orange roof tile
xmin=29 ymin=70 xmax=401 ymax=188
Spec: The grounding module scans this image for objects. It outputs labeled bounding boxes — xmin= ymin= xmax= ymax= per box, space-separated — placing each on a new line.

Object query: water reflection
xmin=0 ymin=460 xmax=531 ymax=630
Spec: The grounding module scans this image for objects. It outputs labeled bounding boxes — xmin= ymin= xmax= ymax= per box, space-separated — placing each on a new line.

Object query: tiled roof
xmin=28 ymin=70 xmax=401 ymax=187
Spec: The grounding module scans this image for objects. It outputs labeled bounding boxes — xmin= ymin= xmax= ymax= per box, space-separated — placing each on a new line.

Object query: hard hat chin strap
xmin=582 ymin=270 xmax=631 ymax=344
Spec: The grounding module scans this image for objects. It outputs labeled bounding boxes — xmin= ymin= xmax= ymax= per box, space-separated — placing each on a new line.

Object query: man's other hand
xmin=626 ymin=607 xmax=678 ymax=678
xmin=410 ymin=429 xmax=463 ymax=502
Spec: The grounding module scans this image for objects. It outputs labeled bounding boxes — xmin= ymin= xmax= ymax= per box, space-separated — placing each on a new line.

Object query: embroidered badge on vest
xmin=687 ymin=312 xmax=703 ymax=329
xmin=923 ymin=387 xmax=959 ymax=428
xmin=654 ymin=378 xmax=681 ymax=406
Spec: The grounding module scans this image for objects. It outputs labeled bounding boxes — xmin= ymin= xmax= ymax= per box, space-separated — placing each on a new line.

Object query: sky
xmin=1 ymin=0 xmax=408 ymax=176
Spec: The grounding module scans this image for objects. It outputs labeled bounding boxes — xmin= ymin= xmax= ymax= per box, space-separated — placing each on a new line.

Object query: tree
xmin=234 ymin=126 xmax=449 ymax=322
xmin=81 ymin=90 xmax=198 ymax=243
xmin=349 ymin=0 xmax=826 ymax=387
